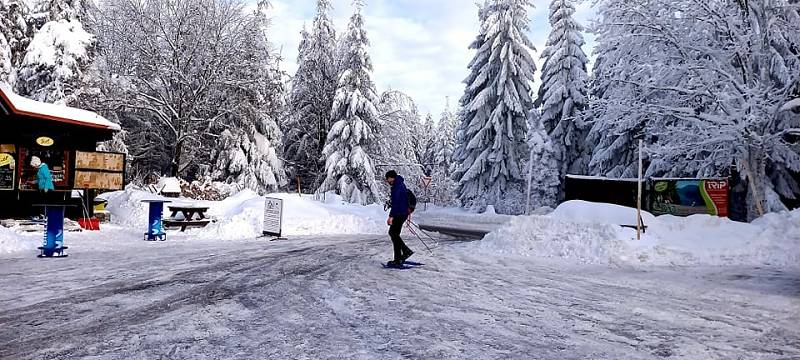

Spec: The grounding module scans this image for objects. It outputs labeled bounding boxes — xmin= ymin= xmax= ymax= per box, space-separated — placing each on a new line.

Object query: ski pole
xmin=406 ymin=220 xmax=433 ymax=253
xmin=408 ymin=220 xmax=440 ymax=246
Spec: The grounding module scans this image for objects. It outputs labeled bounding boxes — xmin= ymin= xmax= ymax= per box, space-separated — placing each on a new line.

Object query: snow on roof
xmin=565 ymin=174 xmax=643 ymax=182
xmin=0 ymin=84 xmax=121 ymax=131
xmin=157 ymin=177 xmax=182 ymax=194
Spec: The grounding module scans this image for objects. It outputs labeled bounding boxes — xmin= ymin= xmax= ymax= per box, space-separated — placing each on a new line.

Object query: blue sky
xmin=269 ymin=0 xmax=597 ymax=119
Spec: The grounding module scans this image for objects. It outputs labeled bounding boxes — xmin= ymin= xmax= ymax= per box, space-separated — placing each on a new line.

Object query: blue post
xmin=145 ymin=201 xmax=167 ymax=241
xmin=41 ymin=206 xmax=65 ymax=257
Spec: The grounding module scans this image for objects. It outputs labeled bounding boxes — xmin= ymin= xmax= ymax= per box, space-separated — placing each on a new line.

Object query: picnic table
xmin=163 ymin=205 xmax=211 ymax=231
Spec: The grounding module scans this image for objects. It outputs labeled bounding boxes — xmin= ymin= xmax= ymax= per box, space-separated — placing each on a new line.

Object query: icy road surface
xmin=0 ymin=235 xmax=798 ymax=359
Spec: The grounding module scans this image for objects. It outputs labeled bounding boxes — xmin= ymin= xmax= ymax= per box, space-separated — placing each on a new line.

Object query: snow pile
xmin=103 ymin=188 xmax=169 ymax=229
xmin=479 ymin=200 xmax=800 ymax=267
xmin=103 ymin=188 xmax=389 ymax=240
xmin=479 ymin=215 xmax=628 ymax=264
xmin=0 ymin=226 xmax=41 ymax=254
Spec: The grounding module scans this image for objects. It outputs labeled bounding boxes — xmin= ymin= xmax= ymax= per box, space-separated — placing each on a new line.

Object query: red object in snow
xmin=78 ymin=217 xmax=100 ymax=231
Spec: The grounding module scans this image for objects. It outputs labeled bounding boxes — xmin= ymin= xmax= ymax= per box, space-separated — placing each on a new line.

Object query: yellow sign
xmin=0 ymin=153 xmax=12 ymax=167
xmin=36 ymin=137 xmax=54 ymax=147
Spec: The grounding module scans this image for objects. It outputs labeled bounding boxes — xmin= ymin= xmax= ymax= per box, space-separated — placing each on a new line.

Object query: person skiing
xmin=385 ymin=170 xmax=414 ymax=267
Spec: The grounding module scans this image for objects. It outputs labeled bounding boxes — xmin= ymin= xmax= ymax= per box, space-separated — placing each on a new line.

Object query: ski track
xmin=0 ymin=235 xmax=798 ymax=359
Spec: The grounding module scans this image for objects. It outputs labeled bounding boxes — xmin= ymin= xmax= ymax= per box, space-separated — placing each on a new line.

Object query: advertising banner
xmin=651 ymin=179 xmax=729 ymax=217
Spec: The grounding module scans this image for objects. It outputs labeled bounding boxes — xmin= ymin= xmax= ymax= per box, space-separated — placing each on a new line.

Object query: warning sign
xmin=421 ymin=176 xmax=433 ymax=188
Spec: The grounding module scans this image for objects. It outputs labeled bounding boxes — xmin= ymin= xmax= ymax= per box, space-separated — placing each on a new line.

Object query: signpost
xmin=263 ymin=197 xmax=285 ymax=240
xmin=420 ymin=176 xmax=433 ymax=211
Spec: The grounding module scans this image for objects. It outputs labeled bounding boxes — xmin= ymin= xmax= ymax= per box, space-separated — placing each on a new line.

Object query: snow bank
xmin=0 ymin=226 xmax=41 ymax=254
xmin=103 ymin=189 xmax=389 ymax=241
xmin=479 ymin=200 xmax=800 ymax=267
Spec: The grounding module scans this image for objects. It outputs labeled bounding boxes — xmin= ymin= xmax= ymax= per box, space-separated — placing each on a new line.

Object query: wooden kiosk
xmin=0 ymin=85 xmax=124 ymax=219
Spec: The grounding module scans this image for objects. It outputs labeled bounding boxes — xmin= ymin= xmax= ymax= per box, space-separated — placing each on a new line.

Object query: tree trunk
xmin=742 ymin=145 xmax=766 ymax=221
xmin=171 ymin=140 xmax=183 ymax=177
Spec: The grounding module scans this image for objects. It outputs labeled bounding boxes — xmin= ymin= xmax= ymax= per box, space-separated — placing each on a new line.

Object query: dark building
xmin=0 ymin=86 xmax=120 ymax=218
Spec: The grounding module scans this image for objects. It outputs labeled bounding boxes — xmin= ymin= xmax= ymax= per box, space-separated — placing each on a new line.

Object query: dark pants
xmin=389 ymin=215 xmax=412 ymax=262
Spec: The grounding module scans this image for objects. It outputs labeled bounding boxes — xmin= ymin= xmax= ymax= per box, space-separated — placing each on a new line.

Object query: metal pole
xmin=636 ymin=139 xmax=643 ymax=240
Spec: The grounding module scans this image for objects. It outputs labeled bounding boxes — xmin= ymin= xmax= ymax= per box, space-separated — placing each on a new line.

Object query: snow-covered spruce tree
xmin=453 ymin=0 xmax=535 ymax=214
xmin=31 ymin=0 xmax=94 ymax=24
xmin=431 ymin=101 xmax=458 ymax=205
xmin=0 ymin=24 xmax=11 ymax=84
xmin=284 ymin=0 xmax=338 ymax=190
xmin=16 ymin=0 xmax=96 ymax=103
xmin=419 ymin=113 xmax=436 ymax=169
xmin=209 ymin=1 xmax=287 ymax=194
xmin=526 ymin=109 xmax=560 ymax=208
xmin=535 ymin=0 xmax=589 ymax=197
xmin=585 ymin=0 xmax=664 ymax=178
xmin=1 ymin=1 xmax=30 ymax=73
xmin=318 ymin=0 xmax=381 ymax=204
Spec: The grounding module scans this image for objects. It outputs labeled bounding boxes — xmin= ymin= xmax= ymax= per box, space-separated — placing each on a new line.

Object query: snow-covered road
xmin=0 ymin=236 xmax=798 ymax=359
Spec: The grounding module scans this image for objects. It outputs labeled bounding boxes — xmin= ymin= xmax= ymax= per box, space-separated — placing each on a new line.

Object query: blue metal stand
xmin=142 ymin=200 xmax=170 ymax=241
xmin=36 ymin=205 xmax=69 ymax=257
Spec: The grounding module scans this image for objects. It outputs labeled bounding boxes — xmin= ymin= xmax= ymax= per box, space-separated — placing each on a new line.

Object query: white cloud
xmin=268 ymin=0 xmax=597 ymax=120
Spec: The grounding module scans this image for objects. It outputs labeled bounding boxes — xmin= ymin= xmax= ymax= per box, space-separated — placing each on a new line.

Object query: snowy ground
xmin=1 ymin=191 xmax=799 ymax=358
xmin=0 ymin=235 xmax=798 ymax=359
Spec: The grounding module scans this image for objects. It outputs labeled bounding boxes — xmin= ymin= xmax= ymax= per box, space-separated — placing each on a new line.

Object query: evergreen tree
xmin=535 ymin=0 xmax=589 ymax=198
xmin=15 ymin=18 xmax=95 ymax=103
xmin=414 ymin=113 xmax=435 ymax=171
xmin=284 ymin=0 xmax=338 ymax=190
xmin=526 ymin=110 xmax=560 ymax=208
xmin=1 ymin=1 xmax=29 ymax=70
xmin=209 ymin=1 xmax=287 ymax=193
xmin=319 ymin=0 xmax=381 ymax=204
xmin=16 ymin=0 xmax=96 ymax=103
xmin=585 ymin=0 xmax=659 ymax=178
xmin=453 ymin=0 xmax=535 ymax=214
xmin=431 ymin=100 xmax=458 ymax=205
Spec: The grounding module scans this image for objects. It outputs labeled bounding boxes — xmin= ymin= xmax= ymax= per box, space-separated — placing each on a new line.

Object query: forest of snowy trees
xmin=1 ymin=0 xmax=797 ymax=218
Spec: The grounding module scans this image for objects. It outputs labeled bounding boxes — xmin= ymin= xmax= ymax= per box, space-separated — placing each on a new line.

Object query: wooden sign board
xmin=74 ymin=171 xmax=124 ymax=190
xmin=75 ymin=151 xmax=125 ymax=172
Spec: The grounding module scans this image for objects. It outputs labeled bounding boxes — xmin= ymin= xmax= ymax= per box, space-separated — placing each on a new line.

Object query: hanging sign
xmin=36 ymin=137 xmax=55 ymax=147
xmin=263 ymin=197 xmax=284 ymax=237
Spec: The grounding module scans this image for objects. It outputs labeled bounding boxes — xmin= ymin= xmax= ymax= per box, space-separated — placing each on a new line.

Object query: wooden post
xmin=296 ymin=176 xmax=301 ymax=197
xmin=636 ymin=139 xmax=643 ymax=240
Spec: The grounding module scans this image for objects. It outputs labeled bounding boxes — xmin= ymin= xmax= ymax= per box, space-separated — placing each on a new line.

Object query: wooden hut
xmin=0 ymin=85 xmax=123 ymax=219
